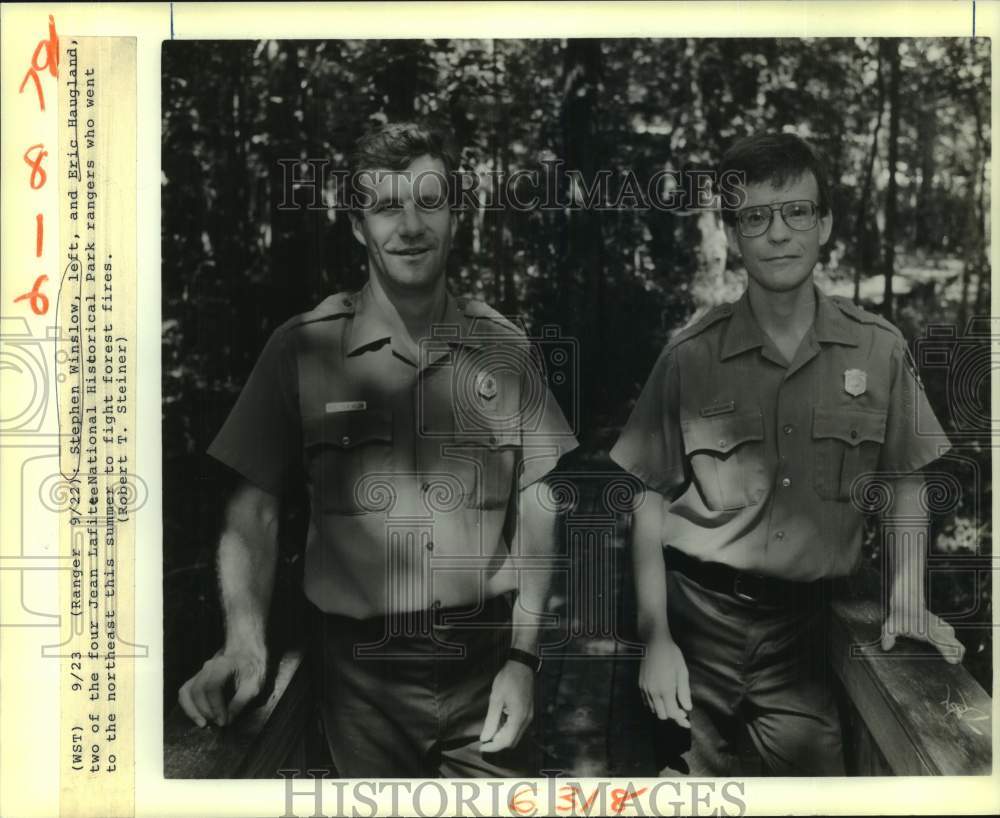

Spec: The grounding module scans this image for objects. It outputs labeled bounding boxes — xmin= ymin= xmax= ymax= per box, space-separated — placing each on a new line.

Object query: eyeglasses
xmin=735 ymin=200 xmax=819 ymax=238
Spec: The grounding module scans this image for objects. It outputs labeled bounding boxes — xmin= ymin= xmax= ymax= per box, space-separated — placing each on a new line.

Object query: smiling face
xmin=351 ymin=154 xmax=457 ymax=294
xmin=725 ymin=171 xmax=833 ymax=296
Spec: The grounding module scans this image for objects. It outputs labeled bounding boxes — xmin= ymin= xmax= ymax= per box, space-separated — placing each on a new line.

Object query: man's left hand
xmin=480 ymin=660 xmax=534 ymax=753
xmin=882 ymin=598 xmax=966 ymax=664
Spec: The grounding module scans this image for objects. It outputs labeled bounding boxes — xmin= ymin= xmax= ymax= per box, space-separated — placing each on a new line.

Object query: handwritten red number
xmin=556 ymin=785 xmax=576 ymax=813
xmin=18 ymin=15 xmax=59 ymax=111
xmin=557 ymin=785 xmax=602 ymax=815
xmin=24 ymin=144 xmax=48 ymax=189
xmin=578 ymin=788 xmax=601 ymax=814
xmin=508 ymin=785 xmax=536 ymax=816
xmin=14 ymin=274 xmax=50 ymax=316
xmin=610 ymin=787 xmax=647 ymax=815
xmin=17 ymin=16 xmax=58 ymax=317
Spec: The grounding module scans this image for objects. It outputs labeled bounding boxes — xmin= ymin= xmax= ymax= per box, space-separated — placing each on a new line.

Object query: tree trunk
xmin=854 ymin=43 xmax=885 ymax=303
xmin=882 ymin=40 xmax=902 ymax=321
xmin=385 ymin=42 xmax=419 ymax=120
xmin=266 ymin=42 xmax=307 ymax=323
xmin=691 ymin=211 xmax=730 ymax=320
xmin=561 ymin=38 xmax=604 ymax=412
xmin=968 ymin=85 xmax=989 ymax=325
xmin=915 ymin=101 xmax=937 ymax=252
xmin=489 ymin=41 xmax=515 ymax=314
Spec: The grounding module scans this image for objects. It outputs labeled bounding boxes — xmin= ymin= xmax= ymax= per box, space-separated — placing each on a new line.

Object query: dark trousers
xmin=663 ymin=570 xmax=845 ymax=776
xmin=312 ymin=594 xmax=532 ymax=778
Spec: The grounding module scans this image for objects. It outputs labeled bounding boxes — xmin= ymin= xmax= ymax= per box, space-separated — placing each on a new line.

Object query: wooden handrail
xmin=163 ymin=649 xmax=312 ymax=779
xmin=830 ymin=596 xmax=992 ymax=775
xmin=163 ymin=600 xmax=991 ymax=778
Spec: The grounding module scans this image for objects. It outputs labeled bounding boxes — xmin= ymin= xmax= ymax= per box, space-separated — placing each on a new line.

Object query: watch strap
xmin=508 ymin=648 xmax=542 ymax=673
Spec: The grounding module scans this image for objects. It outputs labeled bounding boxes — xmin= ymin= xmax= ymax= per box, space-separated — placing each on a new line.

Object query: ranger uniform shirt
xmin=209 ymin=282 xmax=579 ymax=617
xmin=610 ymin=285 xmax=951 ymax=581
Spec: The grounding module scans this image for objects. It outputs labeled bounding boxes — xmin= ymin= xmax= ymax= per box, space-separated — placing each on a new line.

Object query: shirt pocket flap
xmin=304 ymin=408 xmax=393 ymax=449
xmin=451 ymin=410 xmax=520 ymax=450
xmin=812 ymin=408 xmax=887 ymax=447
xmin=681 ymin=410 xmax=764 ymax=455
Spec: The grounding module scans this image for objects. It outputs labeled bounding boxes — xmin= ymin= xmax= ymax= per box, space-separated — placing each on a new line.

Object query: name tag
xmin=325 ymin=401 xmax=367 ymax=413
xmin=700 ymin=400 xmax=735 ymax=418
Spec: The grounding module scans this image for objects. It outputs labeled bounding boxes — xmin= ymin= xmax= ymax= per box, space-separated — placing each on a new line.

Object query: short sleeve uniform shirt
xmin=209 ymin=283 xmax=579 ymax=616
xmin=610 ymin=286 xmax=951 ymax=581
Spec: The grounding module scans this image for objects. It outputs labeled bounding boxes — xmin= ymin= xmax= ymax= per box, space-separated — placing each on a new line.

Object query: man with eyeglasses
xmin=611 ymin=132 xmax=960 ymax=775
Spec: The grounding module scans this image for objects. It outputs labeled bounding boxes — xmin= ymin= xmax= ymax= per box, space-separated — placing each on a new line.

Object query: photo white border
xmin=1 ymin=2 xmax=997 ymax=816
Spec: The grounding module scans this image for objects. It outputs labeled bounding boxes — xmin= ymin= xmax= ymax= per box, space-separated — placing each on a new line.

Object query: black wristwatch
xmin=508 ymin=648 xmax=542 ymax=673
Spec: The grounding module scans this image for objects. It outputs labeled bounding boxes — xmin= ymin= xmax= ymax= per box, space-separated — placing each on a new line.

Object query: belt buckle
xmin=733 ymin=573 xmax=762 ymax=603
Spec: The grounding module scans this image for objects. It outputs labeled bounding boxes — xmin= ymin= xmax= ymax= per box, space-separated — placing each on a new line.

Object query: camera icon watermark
xmin=0 ymin=315 xmax=69 ymax=438
xmin=912 ymin=317 xmax=998 ymax=438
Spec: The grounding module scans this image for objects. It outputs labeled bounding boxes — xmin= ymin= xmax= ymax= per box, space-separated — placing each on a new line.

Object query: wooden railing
xmin=163 ymin=594 xmax=992 ymax=778
xmin=830 ymin=596 xmax=992 ymax=776
xmin=163 ymin=650 xmax=314 ymax=779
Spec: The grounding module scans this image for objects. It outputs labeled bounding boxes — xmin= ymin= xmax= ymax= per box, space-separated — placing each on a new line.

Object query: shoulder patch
xmin=666 ymin=302 xmax=735 ymax=352
xmin=829 ymin=296 xmax=902 ymax=337
xmin=286 ymin=291 xmax=358 ymax=330
xmin=458 ymin=295 xmax=526 ymax=338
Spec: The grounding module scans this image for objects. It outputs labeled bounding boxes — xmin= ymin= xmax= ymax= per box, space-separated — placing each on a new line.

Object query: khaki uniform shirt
xmin=611 ymin=286 xmax=951 ymax=581
xmin=209 ymin=282 xmax=578 ymax=617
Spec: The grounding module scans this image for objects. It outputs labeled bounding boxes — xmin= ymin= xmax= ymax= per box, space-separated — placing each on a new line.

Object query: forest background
xmin=162 ymin=38 xmax=992 ymax=703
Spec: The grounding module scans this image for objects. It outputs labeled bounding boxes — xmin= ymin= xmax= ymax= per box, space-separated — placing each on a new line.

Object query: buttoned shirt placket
xmin=762 ymin=331 xmax=820 ymax=563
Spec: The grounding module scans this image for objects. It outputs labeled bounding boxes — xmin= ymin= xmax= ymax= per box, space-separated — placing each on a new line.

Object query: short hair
xmin=718 ymin=132 xmax=831 ymax=226
xmin=346 ymin=121 xmax=458 ymax=211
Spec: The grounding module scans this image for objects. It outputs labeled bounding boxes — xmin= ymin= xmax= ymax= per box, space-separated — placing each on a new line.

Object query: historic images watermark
xmin=278 ymin=771 xmax=748 ymax=817
xmin=276 ymin=162 xmax=748 ymax=215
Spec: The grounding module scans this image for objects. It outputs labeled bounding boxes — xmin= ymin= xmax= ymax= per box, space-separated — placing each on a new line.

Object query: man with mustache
xmin=611 ymin=132 xmax=961 ymax=775
xmin=179 ymin=122 xmax=577 ymax=777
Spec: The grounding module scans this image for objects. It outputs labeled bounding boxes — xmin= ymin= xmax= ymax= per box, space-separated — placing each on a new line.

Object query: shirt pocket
xmin=445 ymin=420 xmax=520 ymax=511
xmin=811 ymin=407 xmax=887 ymax=501
xmin=303 ymin=408 xmax=393 ymax=513
xmin=681 ymin=410 xmax=765 ymax=511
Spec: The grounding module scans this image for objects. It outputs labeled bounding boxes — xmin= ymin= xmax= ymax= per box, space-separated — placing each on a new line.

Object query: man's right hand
xmin=178 ymin=650 xmax=266 ymax=728
xmin=639 ymin=636 xmax=692 ymax=728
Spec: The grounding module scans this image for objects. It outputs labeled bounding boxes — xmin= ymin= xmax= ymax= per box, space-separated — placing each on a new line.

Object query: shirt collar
xmin=345 ymin=281 xmax=484 ymax=359
xmin=720 ymin=289 xmax=767 ymax=360
xmin=720 ymin=284 xmax=858 ymax=361
xmin=345 ymin=282 xmax=396 ymax=355
xmin=812 ymin=286 xmax=860 ymax=347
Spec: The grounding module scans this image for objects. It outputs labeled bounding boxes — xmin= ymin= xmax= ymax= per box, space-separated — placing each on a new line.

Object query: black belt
xmin=318 ymin=592 xmax=513 ymax=633
xmin=664 ymin=546 xmax=828 ymax=607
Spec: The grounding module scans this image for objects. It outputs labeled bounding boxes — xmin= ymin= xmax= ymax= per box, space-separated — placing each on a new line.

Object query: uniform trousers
xmin=312 ymin=593 xmax=531 ymax=778
xmin=662 ymin=568 xmax=845 ymax=777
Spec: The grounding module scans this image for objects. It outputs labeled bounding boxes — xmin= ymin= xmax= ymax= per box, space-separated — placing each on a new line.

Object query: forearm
xmin=510 ymin=578 xmax=546 ymax=655
xmin=632 ymin=488 xmax=671 ymax=644
xmin=509 ymin=481 xmax=558 ymax=655
xmin=218 ymin=484 xmax=280 ymax=660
